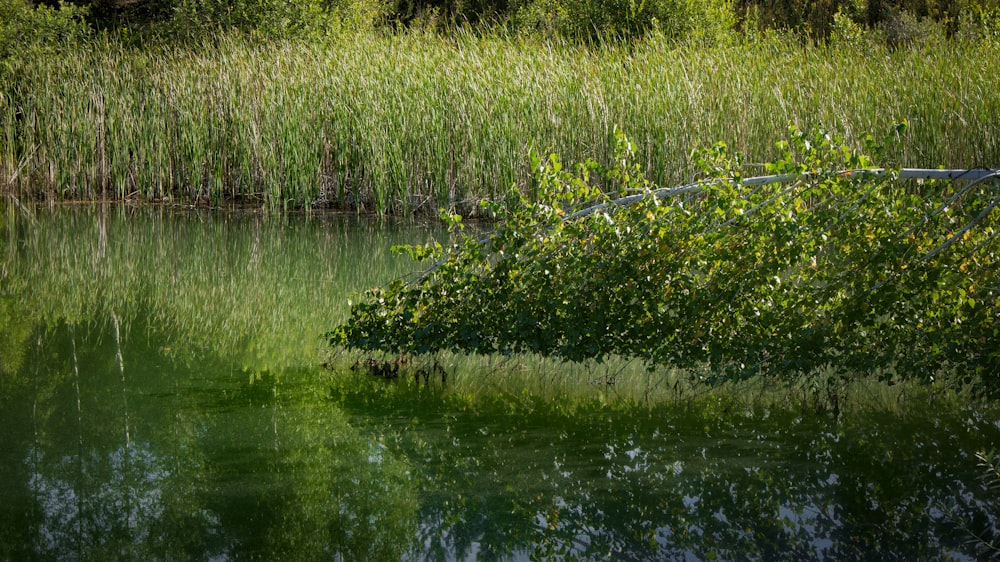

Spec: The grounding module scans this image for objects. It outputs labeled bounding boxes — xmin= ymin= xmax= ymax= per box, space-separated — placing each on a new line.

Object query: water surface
xmin=1 ymin=204 xmax=998 ymax=560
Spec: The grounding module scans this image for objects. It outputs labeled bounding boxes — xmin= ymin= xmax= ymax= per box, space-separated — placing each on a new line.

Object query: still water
xmin=1 ymin=204 xmax=998 ymax=561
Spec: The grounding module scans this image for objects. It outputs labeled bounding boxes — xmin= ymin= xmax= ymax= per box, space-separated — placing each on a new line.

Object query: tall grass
xmin=2 ymin=31 xmax=998 ymax=213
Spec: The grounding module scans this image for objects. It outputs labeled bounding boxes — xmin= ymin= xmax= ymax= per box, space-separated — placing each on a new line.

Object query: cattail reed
xmin=2 ymin=31 xmax=997 ymax=213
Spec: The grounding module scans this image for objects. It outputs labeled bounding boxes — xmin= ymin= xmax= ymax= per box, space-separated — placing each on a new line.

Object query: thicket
xmin=329 ymin=128 xmax=999 ymax=394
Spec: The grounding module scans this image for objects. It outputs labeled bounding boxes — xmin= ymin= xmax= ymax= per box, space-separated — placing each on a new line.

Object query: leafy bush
xmin=0 ymin=0 xmax=91 ymax=59
xmin=510 ymin=0 xmax=734 ymax=41
xmin=735 ymin=0 xmax=850 ymax=38
xmin=330 ymin=127 xmax=999 ymax=391
xmin=166 ymin=0 xmax=385 ymax=39
xmin=880 ymin=7 xmax=949 ymax=48
xmin=956 ymin=1 xmax=1000 ymax=41
xmin=829 ymin=6 xmax=872 ymax=47
xmin=383 ymin=0 xmax=511 ymax=29
xmin=736 ymin=0 xmax=1000 ymax=42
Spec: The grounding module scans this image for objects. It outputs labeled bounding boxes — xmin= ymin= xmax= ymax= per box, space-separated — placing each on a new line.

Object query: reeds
xmin=2 ymin=31 xmax=998 ymax=213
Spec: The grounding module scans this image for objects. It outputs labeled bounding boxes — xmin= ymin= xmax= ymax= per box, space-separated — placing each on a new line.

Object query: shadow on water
xmin=1 ymin=203 xmax=999 ymax=560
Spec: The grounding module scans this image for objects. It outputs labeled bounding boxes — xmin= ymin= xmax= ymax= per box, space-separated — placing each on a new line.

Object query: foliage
xmin=330 ymin=127 xmax=999 ymax=391
xmin=829 ymin=7 xmax=872 ymax=47
xmin=165 ymin=0 xmax=386 ymax=39
xmin=93 ymin=0 xmax=1000 ymax=40
xmin=735 ymin=0 xmax=992 ymax=38
xmin=4 ymin=0 xmax=1000 ymax=43
xmin=509 ymin=0 xmax=735 ymax=41
xmin=0 ymin=0 xmax=91 ymax=60
xmin=383 ymin=0 xmax=511 ymax=29
xmin=956 ymin=0 xmax=1000 ymax=40
xmin=734 ymin=0 xmax=848 ymax=38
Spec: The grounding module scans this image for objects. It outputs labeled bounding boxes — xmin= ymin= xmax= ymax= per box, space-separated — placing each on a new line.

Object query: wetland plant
xmin=2 ymin=31 xmax=999 ymax=213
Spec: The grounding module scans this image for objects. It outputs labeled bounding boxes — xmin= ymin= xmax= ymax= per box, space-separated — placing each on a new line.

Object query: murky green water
xmin=1 ymin=204 xmax=999 ymax=561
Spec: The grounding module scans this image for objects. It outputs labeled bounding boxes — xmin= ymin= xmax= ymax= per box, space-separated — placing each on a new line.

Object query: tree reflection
xmin=1 ymin=317 xmax=420 ymax=560
xmin=333 ymin=375 xmax=1000 ymax=561
xmin=24 ymin=442 xmax=227 ymax=560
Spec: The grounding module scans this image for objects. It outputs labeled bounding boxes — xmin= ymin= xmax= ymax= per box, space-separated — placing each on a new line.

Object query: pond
xmin=1 ymin=203 xmax=998 ymax=561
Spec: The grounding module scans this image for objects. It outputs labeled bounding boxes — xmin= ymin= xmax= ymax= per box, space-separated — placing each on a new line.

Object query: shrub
xmin=510 ymin=0 xmax=734 ymax=41
xmin=956 ymin=1 xmax=1000 ymax=41
xmin=829 ymin=6 xmax=872 ymax=47
xmin=880 ymin=7 xmax=949 ymax=48
xmin=0 ymin=0 xmax=92 ymax=59
xmin=384 ymin=0 xmax=511 ymax=29
xmin=166 ymin=0 xmax=385 ymax=39
xmin=330 ymin=127 xmax=1000 ymax=392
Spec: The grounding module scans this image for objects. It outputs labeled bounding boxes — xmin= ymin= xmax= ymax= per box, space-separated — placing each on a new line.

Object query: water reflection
xmin=1 ymin=317 xmax=419 ymax=561
xmin=0 ymin=205 xmax=427 ymax=369
xmin=332 ymin=377 xmax=1000 ymax=561
xmin=25 ymin=442 xmax=226 ymax=560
